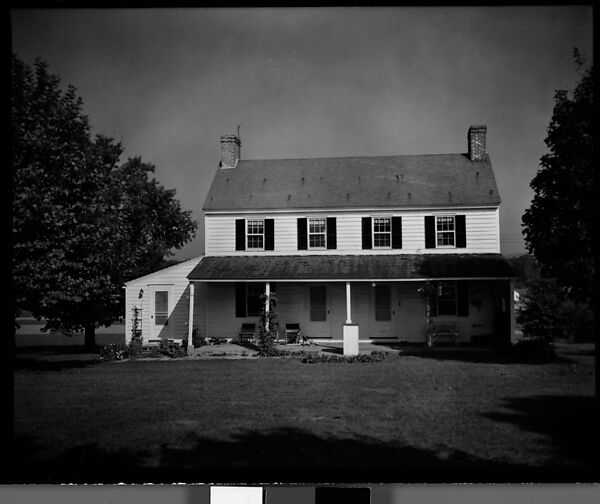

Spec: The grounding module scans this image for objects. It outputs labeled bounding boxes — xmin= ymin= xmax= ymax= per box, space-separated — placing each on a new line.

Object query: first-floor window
xmin=310 ymin=286 xmax=327 ymax=321
xmin=373 ymin=217 xmax=391 ymax=248
xmin=436 ymin=281 xmax=457 ymax=315
xmin=246 ymin=283 xmax=264 ymax=316
xmin=247 ymin=219 xmax=264 ymax=249
xmin=308 ymin=218 xmax=326 ymax=248
xmin=436 ymin=216 xmax=455 ymax=247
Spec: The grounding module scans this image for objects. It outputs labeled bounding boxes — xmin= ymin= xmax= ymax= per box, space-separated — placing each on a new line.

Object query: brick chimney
xmin=219 ymin=134 xmax=241 ymax=168
xmin=467 ymin=125 xmax=487 ymax=161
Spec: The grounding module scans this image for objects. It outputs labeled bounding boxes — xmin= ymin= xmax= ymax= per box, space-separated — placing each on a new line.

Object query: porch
xmin=185 ymin=254 xmax=516 ymax=351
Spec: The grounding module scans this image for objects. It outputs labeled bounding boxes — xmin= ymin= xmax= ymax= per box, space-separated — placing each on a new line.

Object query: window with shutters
xmin=246 ymin=283 xmax=264 ymax=316
xmin=436 ymin=216 xmax=455 ymax=247
xmin=436 ymin=281 xmax=457 ymax=315
xmin=373 ymin=217 xmax=391 ymax=248
xmin=247 ymin=219 xmax=264 ymax=250
xmin=308 ymin=218 xmax=326 ymax=249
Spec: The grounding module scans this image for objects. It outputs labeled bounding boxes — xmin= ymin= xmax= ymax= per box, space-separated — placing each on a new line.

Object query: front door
xmin=150 ymin=285 xmax=173 ymax=339
xmin=373 ymin=284 xmax=395 ymax=339
xmin=306 ymin=284 xmax=329 ymax=339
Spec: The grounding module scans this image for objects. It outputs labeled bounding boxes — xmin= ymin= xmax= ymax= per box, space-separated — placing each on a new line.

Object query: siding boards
xmin=205 ymin=208 xmax=500 ymax=256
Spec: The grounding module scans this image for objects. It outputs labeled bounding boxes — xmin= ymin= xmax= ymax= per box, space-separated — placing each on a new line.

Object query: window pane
xmin=309 ymin=234 xmax=325 ymax=248
xmin=247 ymin=220 xmax=264 ymax=234
xmin=436 ymin=282 xmax=457 ymax=315
xmin=374 ymin=233 xmax=391 ymax=247
xmin=155 ymin=291 xmax=168 ymax=312
xmin=309 ymin=219 xmax=326 ymax=233
xmin=374 ymin=218 xmax=390 ymax=232
xmin=155 ymin=291 xmax=168 ymax=325
xmin=248 ymin=235 xmax=264 ymax=249
xmin=436 ymin=216 xmax=455 ymax=231
xmin=437 ymin=232 xmax=454 ymax=246
xmin=375 ymin=285 xmax=391 ymax=321
xmin=310 ymin=286 xmax=327 ymax=321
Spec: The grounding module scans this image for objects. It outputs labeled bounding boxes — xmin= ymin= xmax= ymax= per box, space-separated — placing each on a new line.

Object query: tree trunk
xmin=84 ymin=323 xmax=96 ymax=351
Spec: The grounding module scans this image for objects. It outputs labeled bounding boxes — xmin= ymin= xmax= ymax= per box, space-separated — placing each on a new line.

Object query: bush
xmin=300 ymin=350 xmax=388 ymax=364
xmin=511 ymin=338 xmax=555 ymax=359
xmin=99 ymin=343 xmax=129 ymax=361
xmin=158 ymin=339 xmax=187 ymax=358
xmin=517 ymin=278 xmax=594 ymax=343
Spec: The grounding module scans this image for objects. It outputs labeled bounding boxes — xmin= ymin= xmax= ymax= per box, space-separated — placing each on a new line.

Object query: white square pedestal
xmin=343 ymin=324 xmax=359 ymax=356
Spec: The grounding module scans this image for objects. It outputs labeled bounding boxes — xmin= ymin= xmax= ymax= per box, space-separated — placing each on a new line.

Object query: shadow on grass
xmin=376 ymin=343 xmax=570 ymax=365
xmin=481 ymin=395 xmax=597 ymax=467
xmin=14 ymin=346 xmax=101 ymax=371
xmin=8 ymin=425 xmax=594 ymax=485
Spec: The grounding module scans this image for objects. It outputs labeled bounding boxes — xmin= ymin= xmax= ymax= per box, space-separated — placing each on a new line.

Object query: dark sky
xmin=11 ymin=7 xmax=593 ymax=259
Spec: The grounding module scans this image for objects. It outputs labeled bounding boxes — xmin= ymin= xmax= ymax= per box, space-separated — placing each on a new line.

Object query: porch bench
xmin=147 ymin=338 xmax=184 ymax=347
xmin=427 ymin=323 xmax=460 ymax=349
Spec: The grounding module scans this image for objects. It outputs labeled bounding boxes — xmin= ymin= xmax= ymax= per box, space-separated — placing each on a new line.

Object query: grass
xmin=11 ymin=344 xmax=596 ymax=483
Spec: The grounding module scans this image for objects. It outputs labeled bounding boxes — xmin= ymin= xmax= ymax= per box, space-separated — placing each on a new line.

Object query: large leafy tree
xmin=12 ymin=55 xmax=196 ymax=348
xmin=522 ymin=50 xmax=593 ymax=308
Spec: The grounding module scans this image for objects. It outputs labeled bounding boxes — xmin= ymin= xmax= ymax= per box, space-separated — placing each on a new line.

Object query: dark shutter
xmin=392 ymin=216 xmax=402 ymax=249
xmin=425 ymin=216 xmax=436 ymax=249
xmin=361 ymin=217 xmax=372 ymax=249
xmin=265 ymin=219 xmax=274 ymax=250
xmin=235 ymin=283 xmax=246 ymax=317
xmin=326 ymin=217 xmax=337 ymax=249
xmin=455 ymin=215 xmax=466 ymax=248
xmin=235 ymin=219 xmax=246 ymax=251
xmin=297 ymin=218 xmax=308 ymax=250
xmin=457 ymin=281 xmax=469 ymax=316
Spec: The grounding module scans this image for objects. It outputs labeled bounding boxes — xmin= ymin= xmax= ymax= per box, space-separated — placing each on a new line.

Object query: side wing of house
xmin=124 ymin=256 xmax=204 ymax=345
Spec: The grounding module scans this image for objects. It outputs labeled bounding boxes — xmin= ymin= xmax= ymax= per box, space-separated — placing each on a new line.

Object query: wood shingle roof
xmin=203 ymin=153 xmax=500 ymax=211
xmin=187 ymin=254 xmax=515 ymax=281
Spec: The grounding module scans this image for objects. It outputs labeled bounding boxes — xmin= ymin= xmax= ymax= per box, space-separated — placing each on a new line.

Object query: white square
xmin=211 ymin=486 xmax=263 ymax=504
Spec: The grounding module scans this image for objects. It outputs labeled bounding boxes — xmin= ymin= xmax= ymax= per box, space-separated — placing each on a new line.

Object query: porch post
xmin=265 ymin=282 xmax=270 ymax=331
xmin=343 ymin=281 xmax=358 ymax=356
xmin=345 ymin=281 xmax=352 ymax=324
xmin=187 ymin=282 xmax=195 ymax=355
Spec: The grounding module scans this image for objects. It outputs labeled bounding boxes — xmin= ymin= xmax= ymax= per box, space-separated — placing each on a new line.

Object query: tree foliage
xmin=12 ymin=54 xmax=197 ymax=347
xmin=521 ymin=49 xmax=593 ymax=307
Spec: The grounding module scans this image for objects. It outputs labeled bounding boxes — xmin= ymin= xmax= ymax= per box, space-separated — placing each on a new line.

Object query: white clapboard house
xmin=125 ymin=126 xmax=515 ymax=349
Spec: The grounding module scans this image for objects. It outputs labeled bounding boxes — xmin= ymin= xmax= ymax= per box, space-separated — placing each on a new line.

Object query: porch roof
xmin=187 ymin=254 xmax=515 ymax=281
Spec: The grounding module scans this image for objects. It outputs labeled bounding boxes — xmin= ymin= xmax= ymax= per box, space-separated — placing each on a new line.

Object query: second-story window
xmin=436 ymin=216 xmax=455 ymax=247
xmin=373 ymin=217 xmax=391 ymax=248
xmin=308 ymin=218 xmax=326 ymax=249
xmin=247 ymin=219 xmax=264 ymax=249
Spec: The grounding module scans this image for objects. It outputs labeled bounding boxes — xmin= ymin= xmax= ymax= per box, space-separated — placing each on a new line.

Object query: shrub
xmin=300 ymin=350 xmax=388 ymax=364
xmin=127 ymin=339 xmax=144 ymax=358
xmin=99 ymin=343 xmax=129 ymax=361
xmin=517 ymin=278 xmax=594 ymax=344
xmin=158 ymin=339 xmax=187 ymax=358
xmin=256 ymin=292 xmax=279 ymax=356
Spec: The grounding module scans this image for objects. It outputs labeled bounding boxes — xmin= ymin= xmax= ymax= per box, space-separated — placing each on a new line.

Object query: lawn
xmin=11 ymin=344 xmax=596 ymax=483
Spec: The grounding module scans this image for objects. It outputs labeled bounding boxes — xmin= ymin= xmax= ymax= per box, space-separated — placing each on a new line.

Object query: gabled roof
xmin=124 ymin=256 xmax=203 ymax=287
xmin=187 ymin=254 xmax=515 ymax=281
xmin=203 ymin=154 xmax=500 ymax=211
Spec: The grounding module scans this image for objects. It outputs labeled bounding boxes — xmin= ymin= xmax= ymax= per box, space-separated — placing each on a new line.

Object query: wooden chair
xmin=285 ymin=323 xmax=301 ymax=344
xmin=238 ymin=323 xmax=256 ymax=344
xmin=427 ymin=322 xmax=460 ymax=349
